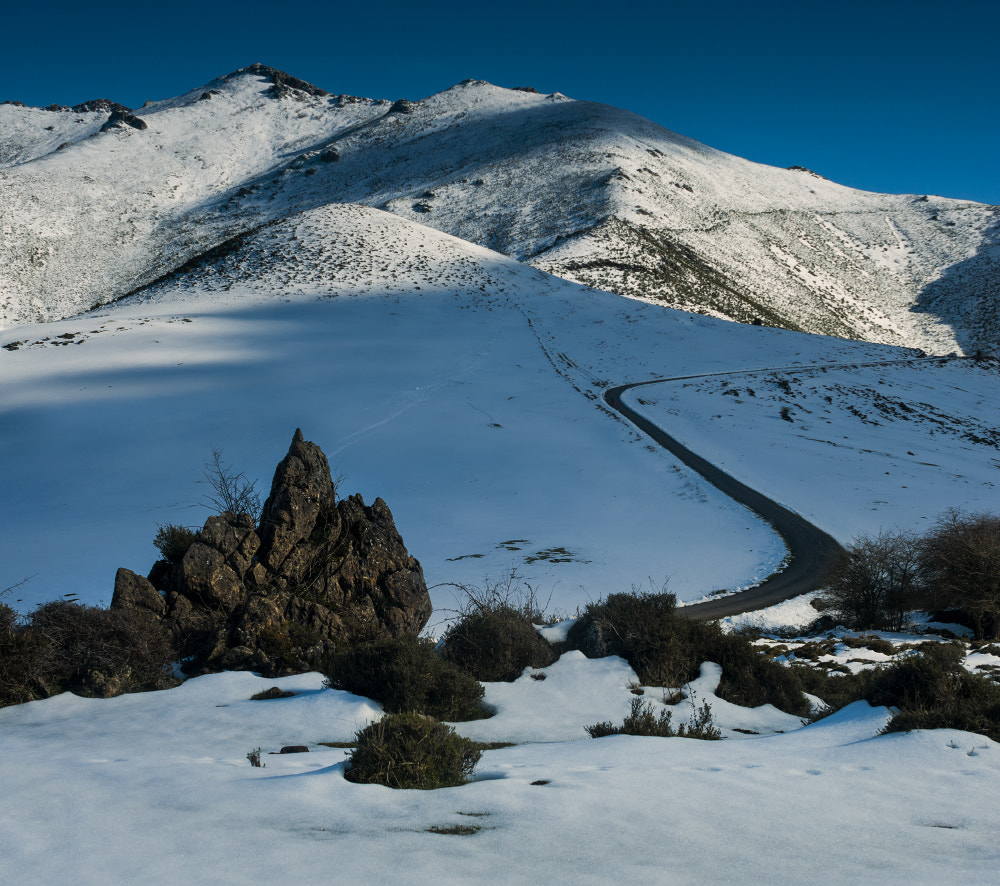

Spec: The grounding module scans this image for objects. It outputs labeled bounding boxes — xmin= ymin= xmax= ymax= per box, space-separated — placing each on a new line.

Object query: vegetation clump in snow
xmin=441 ymin=605 xmax=557 ymax=682
xmin=568 ymin=590 xmax=811 ymax=716
xmin=439 ymin=576 xmax=558 ymax=682
xmin=321 ymin=634 xmax=490 ymax=722
xmin=587 ymin=695 xmax=722 ymax=740
xmin=346 ymin=712 xmax=482 ymax=789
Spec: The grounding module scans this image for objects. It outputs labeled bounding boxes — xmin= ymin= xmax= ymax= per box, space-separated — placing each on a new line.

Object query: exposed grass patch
xmin=250 ymin=687 xmax=296 ymax=700
xmin=841 ymin=635 xmax=895 ymax=655
xmin=425 ymin=824 xmax=482 ymax=835
xmin=587 ymin=696 xmax=721 ymax=740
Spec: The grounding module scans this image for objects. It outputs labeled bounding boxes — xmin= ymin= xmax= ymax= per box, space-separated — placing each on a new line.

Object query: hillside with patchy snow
xmin=2 ymin=65 xmax=998 ymax=355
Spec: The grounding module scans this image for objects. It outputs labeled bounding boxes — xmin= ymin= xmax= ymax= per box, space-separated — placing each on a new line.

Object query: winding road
xmin=604 ymin=379 xmax=845 ymax=621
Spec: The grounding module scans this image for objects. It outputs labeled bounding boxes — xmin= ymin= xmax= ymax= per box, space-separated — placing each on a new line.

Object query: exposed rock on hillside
xmin=100 ymin=110 xmax=147 ymax=132
xmin=235 ymin=63 xmax=329 ymax=99
xmin=112 ymin=430 xmax=431 ymax=676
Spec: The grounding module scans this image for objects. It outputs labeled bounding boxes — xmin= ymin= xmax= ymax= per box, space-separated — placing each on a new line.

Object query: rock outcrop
xmin=100 ymin=110 xmax=147 ymax=132
xmin=112 ymin=430 xmax=431 ymax=676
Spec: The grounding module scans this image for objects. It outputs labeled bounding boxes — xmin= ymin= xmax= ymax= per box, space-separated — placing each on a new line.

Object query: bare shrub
xmin=0 ymin=601 xmax=50 ymax=706
xmin=825 ymin=529 xmax=923 ymax=631
xmin=28 ymin=601 xmax=176 ymax=697
xmin=202 ymin=447 xmax=261 ymax=522
xmin=920 ymin=509 xmax=1000 ymax=639
xmin=587 ymin=695 xmax=721 ymax=740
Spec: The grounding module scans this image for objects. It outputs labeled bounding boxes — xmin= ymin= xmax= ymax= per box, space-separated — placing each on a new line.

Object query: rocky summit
xmin=111 ymin=429 xmax=431 ymax=676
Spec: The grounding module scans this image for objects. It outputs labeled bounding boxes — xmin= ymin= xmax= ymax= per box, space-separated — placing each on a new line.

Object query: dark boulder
xmin=111 ymin=568 xmax=166 ymax=616
xmin=114 ymin=429 xmax=432 ymax=676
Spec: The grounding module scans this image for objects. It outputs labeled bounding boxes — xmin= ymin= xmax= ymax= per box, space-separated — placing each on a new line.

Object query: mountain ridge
xmin=2 ymin=64 xmax=997 ymax=355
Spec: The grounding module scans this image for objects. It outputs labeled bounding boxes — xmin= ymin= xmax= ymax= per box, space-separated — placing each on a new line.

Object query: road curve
xmin=604 ymin=381 xmax=844 ymax=621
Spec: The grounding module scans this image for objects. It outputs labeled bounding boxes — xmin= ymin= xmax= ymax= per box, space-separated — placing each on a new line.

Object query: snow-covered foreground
xmin=1 ymin=657 xmax=997 ymax=885
xmin=2 ymin=204 xmax=997 ymax=618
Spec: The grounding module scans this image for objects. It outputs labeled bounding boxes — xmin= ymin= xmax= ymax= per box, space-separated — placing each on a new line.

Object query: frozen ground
xmin=1 ymin=655 xmax=997 ymax=885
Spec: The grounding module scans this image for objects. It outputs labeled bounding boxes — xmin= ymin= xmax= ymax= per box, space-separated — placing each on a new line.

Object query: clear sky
xmin=4 ymin=0 xmax=997 ymax=204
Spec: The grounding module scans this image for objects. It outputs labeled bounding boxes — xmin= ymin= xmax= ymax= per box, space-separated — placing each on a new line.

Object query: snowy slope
xmin=3 ymin=202 xmax=997 ymax=621
xmin=623 ymin=357 xmax=1000 ymax=542
xmin=2 ymin=66 xmax=998 ymax=355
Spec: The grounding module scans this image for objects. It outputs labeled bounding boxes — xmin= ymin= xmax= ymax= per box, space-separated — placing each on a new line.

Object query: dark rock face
xmin=388 ymin=99 xmax=417 ymax=115
xmin=72 ymin=99 xmax=131 ymax=114
xmin=231 ymin=63 xmax=329 ymax=99
xmin=113 ymin=430 xmax=431 ymax=676
xmin=100 ymin=110 xmax=148 ymax=132
xmin=111 ymin=568 xmax=166 ymax=616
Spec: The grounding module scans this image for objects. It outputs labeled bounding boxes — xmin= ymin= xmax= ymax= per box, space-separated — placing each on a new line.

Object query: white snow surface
xmin=1 ymin=659 xmax=997 ymax=884
xmin=2 ymin=204 xmax=997 ymax=621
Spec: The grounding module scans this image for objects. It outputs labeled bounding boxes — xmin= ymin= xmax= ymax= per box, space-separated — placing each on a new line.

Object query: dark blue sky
xmin=5 ymin=0 xmax=997 ymax=204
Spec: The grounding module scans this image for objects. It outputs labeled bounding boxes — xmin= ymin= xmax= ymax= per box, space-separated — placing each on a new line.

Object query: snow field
xmin=1 ymin=656 xmax=997 ymax=884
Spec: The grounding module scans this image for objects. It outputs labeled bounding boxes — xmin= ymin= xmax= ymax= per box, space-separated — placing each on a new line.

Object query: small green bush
xmin=153 ymin=523 xmax=199 ymax=566
xmin=346 ymin=712 xmax=482 ymax=789
xmin=441 ymin=605 xmax=556 ymax=681
xmin=321 ymin=634 xmax=488 ymax=721
xmin=587 ymin=696 xmax=721 ymax=740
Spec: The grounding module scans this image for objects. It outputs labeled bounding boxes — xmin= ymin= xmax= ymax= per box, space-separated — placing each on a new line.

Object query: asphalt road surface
xmin=604 ymin=381 xmax=844 ymax=621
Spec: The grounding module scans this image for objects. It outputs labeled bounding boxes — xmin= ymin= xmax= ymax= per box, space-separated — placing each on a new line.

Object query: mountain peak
xmin=217 ymin=63 xmax=329 ymax=99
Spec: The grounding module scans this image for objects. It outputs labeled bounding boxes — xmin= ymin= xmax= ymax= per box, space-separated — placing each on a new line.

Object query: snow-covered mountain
xmin=2 ymin=64 xmax=998 ymax=354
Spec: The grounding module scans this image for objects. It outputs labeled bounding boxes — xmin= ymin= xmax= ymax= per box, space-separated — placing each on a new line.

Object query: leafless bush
xmin=825 ymin=529 xmax=923 ymax=631
xmin=202 ymin=447 xmax=261 ymax=522
xmin=920 ymin=509 xmax=1000 ymax=639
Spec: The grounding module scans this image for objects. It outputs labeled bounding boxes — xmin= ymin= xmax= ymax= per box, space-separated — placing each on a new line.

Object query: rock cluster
xmin=100 ymin=110 xmax=148 ymax=132
xmin=112 ymin=430 xmax=431 ymax=676
xmin=229 ymin=63 xmax=329 ymax=99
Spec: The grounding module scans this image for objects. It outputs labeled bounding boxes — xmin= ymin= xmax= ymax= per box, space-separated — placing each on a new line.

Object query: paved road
xmin=604 ymin=380 xmax=845 ymax=621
